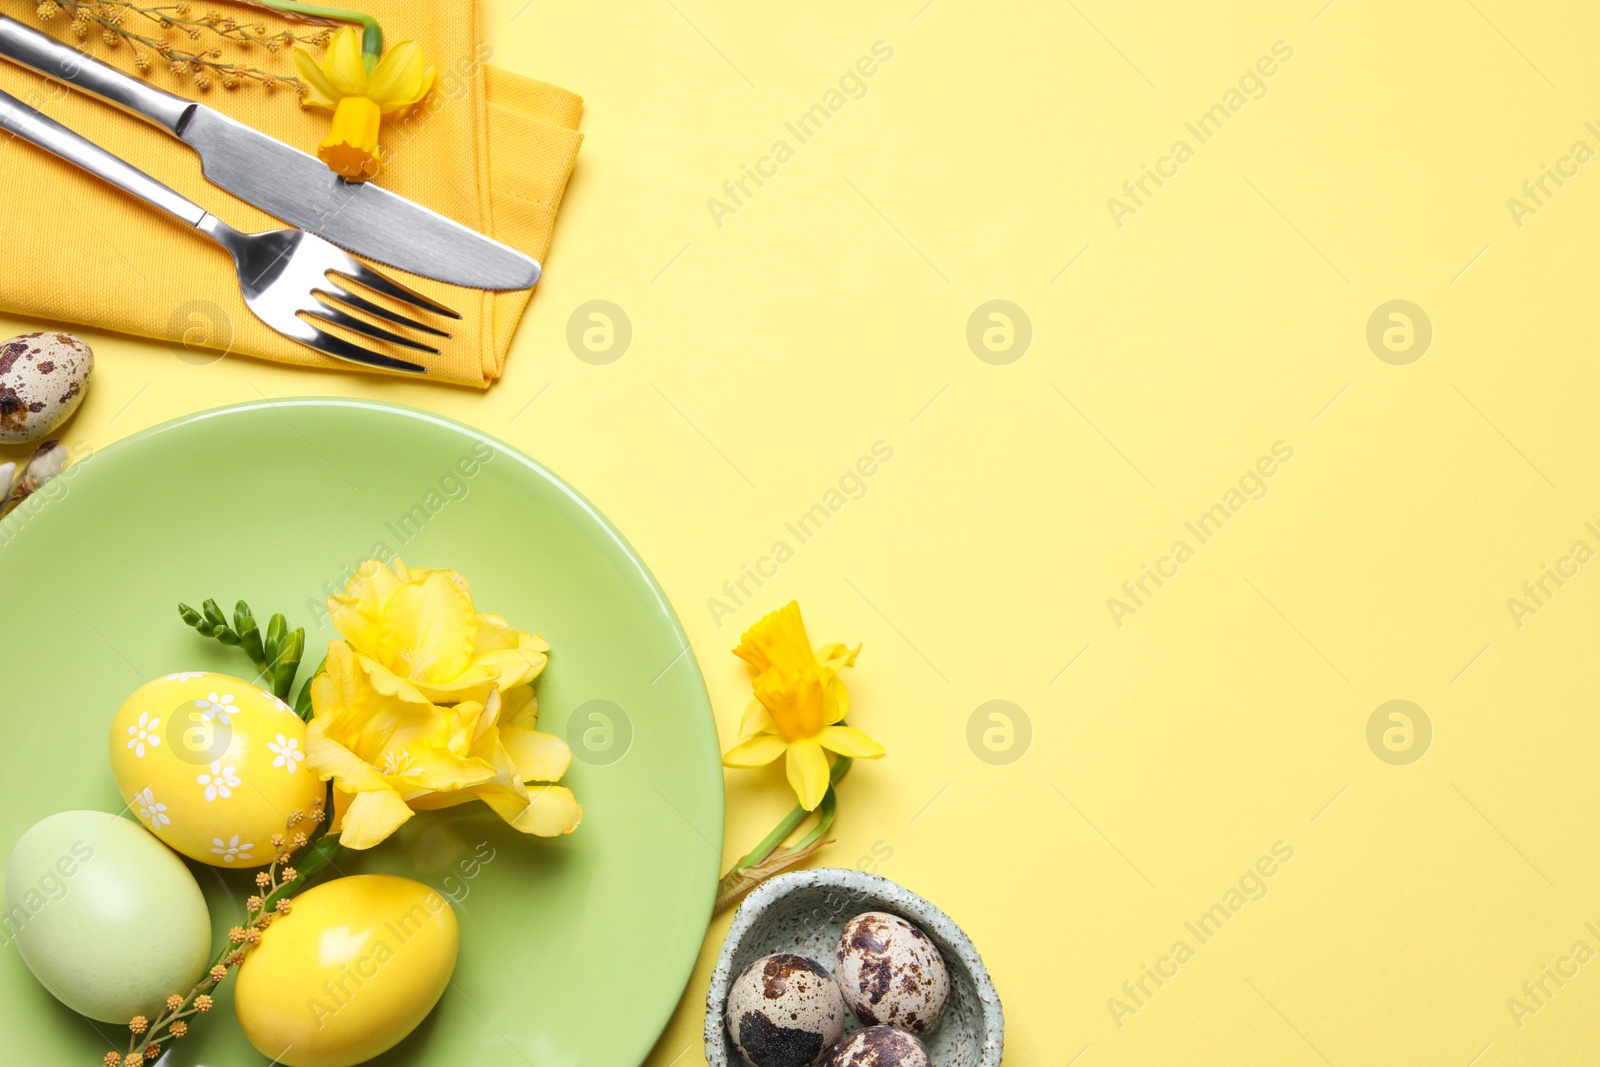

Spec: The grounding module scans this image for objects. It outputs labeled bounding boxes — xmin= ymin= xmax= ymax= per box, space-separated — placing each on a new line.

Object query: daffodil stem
xmin=256 ymin=1 xmax=383 ymax=64
xmin=792 ymin=785 xmax=838 ymax=851
xmin=735 ymin=757 xmax=852 ymax=870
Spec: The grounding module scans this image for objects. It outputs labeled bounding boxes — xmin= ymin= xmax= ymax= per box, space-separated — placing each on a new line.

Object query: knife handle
xmin=0 ymin=88 xmax=207 ymax=227
xmin=0 ymin=16 xmax=193 ymax=135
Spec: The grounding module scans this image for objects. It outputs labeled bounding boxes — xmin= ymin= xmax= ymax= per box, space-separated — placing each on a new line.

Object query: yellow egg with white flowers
xmin=234 ymin=875 xmax=459 ymax=1067
xmin=109 ymin=672 xmax=323 ymax=866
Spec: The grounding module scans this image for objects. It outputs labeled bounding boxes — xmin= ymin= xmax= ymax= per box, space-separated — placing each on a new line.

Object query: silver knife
xmin=0 ymin=15 xmax=540 ymax=291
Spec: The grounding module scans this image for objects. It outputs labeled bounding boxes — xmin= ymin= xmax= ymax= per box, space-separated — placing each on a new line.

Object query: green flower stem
xmin=735 ymin=756 xmax=852 ymax=870
xmin=792 ymin=785 xmax=838 ymax=851
xmin=256 ymin=1 xmax=384 ymax=65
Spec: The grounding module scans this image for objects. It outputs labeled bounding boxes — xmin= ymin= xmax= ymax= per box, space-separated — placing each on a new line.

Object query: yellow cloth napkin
xmin=0 ymin=2 xmax=581 ymax=387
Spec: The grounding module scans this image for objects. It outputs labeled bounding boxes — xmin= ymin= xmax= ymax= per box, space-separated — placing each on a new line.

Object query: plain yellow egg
xmin=109 ymin=672 xmax=323 ymax=866
xmin=234 ymin=875 xmax=459 ymax=1067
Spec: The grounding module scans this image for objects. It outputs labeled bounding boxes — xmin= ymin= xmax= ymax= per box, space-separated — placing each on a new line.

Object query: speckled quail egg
xmin=0 ymin=333 xmax=92 ymax=443
xmin=726 ymin=953 xmax=846 ymax=1067
xmin=825 ymin=1026 xmax=930 ymax=1067
xmin=834 ymin=912 xmax=949 ymax=1035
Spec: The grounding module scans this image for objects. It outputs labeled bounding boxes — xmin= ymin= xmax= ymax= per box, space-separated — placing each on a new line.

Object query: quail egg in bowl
xmin=826 ymin=1026 xmax=929 ymax=1067
xmin=725 ymin=953 xmax=845 ymax=1067
xmin=835 ymin=911 xmax=950 ymax=1034
xmin=707 ymin=869 xmax=1003 ymax=1067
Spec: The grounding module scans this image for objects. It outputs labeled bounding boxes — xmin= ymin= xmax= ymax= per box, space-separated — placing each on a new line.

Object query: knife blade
xmin=0 ymin=15 xmax=540 ymax=291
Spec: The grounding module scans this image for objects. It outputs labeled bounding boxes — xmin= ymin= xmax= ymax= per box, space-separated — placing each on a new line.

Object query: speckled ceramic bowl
xmin=706 ymin=869 xmax=1003 ymax=1067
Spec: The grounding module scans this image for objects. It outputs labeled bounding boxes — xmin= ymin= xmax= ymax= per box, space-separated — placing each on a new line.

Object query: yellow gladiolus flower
xmin=294 ymin=27 xmax=436 ymax=182
xmin=307 ymin=641 xmax=580 ymax=848
xmin=722 ymin=602 xmax=883 ymax=811
xmin=328 ymin=558 xmax=549 ymax=705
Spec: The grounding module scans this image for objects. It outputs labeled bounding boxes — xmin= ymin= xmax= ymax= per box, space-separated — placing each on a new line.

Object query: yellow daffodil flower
xmin=722 ymin=602 xmax=883 ymax=811
xmin=294 ymin=26 xmax=436 ymax=182
xmin=307 ymin=642 xmax=580 ymax=848
xmin=328 ymin=558 xmax=549 ymax=705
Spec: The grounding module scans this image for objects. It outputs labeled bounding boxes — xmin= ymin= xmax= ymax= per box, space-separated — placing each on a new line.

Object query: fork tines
xmin=301 ymin=261 xmax=462 ymax=373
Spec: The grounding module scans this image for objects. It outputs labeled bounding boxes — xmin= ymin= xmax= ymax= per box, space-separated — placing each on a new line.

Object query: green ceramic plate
xmin=0 ymin=399 xmax=723 ymax=1066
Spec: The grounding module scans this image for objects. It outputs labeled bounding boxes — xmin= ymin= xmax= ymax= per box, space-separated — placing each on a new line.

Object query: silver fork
xmin=0 ymin=88 xmax=455 ymax=374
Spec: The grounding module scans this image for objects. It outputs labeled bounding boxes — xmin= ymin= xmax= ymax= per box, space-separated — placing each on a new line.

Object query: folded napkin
xmin=0 ymin=1 xmax=581 ymax=387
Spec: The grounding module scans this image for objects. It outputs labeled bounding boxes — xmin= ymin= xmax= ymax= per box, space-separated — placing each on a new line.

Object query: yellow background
xmin=6 ymin=0 xmax=1600 ymax=1063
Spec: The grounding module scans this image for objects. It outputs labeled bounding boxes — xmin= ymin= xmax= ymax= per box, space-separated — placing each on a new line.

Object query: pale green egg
xmin=5 ymin=810 xmax=212 ymax=1023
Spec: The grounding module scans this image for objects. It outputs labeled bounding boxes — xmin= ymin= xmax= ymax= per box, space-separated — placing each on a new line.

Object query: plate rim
xmin=3 ymin=396 xmax=725 ymax=1067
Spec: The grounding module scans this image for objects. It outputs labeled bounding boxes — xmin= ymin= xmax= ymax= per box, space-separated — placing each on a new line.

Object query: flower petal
xmin=389 ymin=571 xmax=480 ymax=680
xmin=391 ymin=744 xmax=498 ymax=794
xmin=331 ymin=560 xmax=467 ymax=681
xmin=822 ymin=670 xmax=850 ymax=725
xmin=367 ymin=40 xmax=434 ymax=112
xmin=722 ymin=733 xmax=787 ymax=767
xmin=406 ymin=667 xmax=501 ymax=705
xmin=501 ymin=726 xmax=571 ymax=782
xmin=818 ymin=724 xmax=884 ymax=759
xmin=737 ymin=697 xmax=773 ymax=739
xmin=305 ymin=716 xmax=388 ymax=793
xmin=509 ymin=784 xmax=583 ymax=836
xmin=475 ymin=612 xmax=522 ymax=652
xmin=500 ymin=686 xmax=539 ymax=729
xmin=365 ymin=39 xmax=420 ymax=100
xmin=785 ymin=737 xmax=830 ymax=811
xmin=336 ymin=788 xmax=413 ymax=849
xmin=815 ymin=642 xmax=861 ymax=671
xmin=293 ymin=44 xmax=340 ymax=109
xmin=474 ymin=631 xmax=549 ymax=692
xmin=320 ymin=25 xmax=367 ymax=98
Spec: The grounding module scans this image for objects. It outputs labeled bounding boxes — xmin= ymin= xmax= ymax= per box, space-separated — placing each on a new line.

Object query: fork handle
xmin=0 ymin=88 xmax=209 ymax=228
xmin=0 ymin=16 xmax=192 ymax=135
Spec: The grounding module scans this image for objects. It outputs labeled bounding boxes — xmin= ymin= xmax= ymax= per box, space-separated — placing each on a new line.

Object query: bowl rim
xmin=704 ymin=867 xmax=1004 ymax=1067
